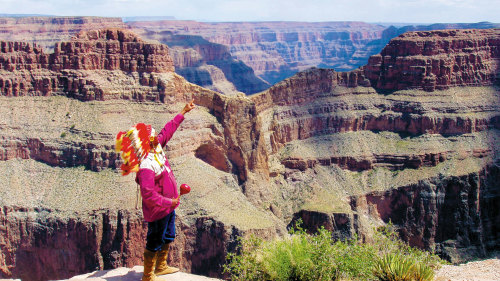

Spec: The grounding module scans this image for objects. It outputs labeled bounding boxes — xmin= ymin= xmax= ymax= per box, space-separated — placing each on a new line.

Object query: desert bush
xmin=372 ymin=252 xmax=436 ymax=281
xmin=224 ymin=221 xmax=443 ymax=281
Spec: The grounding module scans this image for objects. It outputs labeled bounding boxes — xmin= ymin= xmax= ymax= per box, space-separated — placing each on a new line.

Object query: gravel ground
xmin=435 ymin=259 xmax=500 ymax=281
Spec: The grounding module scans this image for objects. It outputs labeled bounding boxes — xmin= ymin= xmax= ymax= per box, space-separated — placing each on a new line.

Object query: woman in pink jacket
xmin=116 ymin=100 xmax=195 ymax=281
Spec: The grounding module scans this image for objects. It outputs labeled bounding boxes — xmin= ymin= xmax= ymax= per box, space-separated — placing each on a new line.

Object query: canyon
xmin=0 ymin=22 xmax=499 ymax=281
xmin=128 ymin=20 xmax=500 ymax=88
xmin=1 ymin=17 xmax=498 ymax=96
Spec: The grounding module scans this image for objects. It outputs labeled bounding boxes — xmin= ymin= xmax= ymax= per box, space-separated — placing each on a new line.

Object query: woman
xmin=116 ymin=99 xmax=195 ymax=281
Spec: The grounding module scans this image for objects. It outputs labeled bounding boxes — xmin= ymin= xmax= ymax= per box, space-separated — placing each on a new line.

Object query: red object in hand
xmin=180 ymin=183 xmax=191 ymax=196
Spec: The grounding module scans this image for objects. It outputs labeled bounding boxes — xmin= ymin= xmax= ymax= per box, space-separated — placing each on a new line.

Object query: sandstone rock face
xmin=350 ymin=164 xmax=500 ymax=263
xmin=0 ymin=207 xmax=146 ymax=281
xmin=0 ymin=17 xmax=269 ymax=96
xmin=1 ymin=27 xmax=500 ymax=281
xmin=128 ymin=29 xmax=270 ymax=95
xmin=128 ymin=21 xmax=388 ymax=85
xmin=53 ymin=29 xmax=174 ymax=73
xmin=0 ymin=28 xmax=281 ymax=281
xmin=365 ymin=29 xmax=500 ymax=91
xmin=0 ymin=28 xmax=177 ymax=101
xmin=244 ymin=29 xmax=499 ymax=262
xmin=1 ymin=17 xmax=497 ymax=96
xmin=246 ymin=28 xmax=500 ymax=265
xmin=0 ymin=17 xmax=126 ymax=51
xmin=0 ymin=28 xmax=174 ymax=75
xmin=128 ymin=21 xmax=500 ymax=88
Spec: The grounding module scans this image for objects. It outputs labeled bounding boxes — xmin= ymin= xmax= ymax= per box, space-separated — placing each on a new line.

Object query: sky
xmin=0 ymin=0 xmax=498 ymax=23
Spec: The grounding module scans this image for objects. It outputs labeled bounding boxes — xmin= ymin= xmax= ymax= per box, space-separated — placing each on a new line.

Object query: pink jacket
xmin=136 ymin=114 xmax=184 ymax=222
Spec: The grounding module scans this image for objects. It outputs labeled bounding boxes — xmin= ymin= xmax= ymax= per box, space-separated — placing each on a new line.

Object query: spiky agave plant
xmin=373 ymin=253 xmax=415 ymax=281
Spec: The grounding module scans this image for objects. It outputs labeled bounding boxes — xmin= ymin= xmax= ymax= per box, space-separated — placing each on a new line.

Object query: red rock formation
xmin=51 ymin=29 xmax=174 ymax=73
xmin=281 ymin=150 xmax=454 ymax=172
xmin=365 ymin=29 xmax=500 ymax=91
xmin=0 ymin=206 xmax=275 ymax=281
xmin=0 ymin=17 xmax=126 ymax=51
xmin=247 ymin=28 xmax=500 ymax=264
xmin=129 ymin=21 xmax=388 ymax=85
xmin=0 ymin=207 xmax=146 ymax=281
xmin=128 ymin=21 xmax=500 ymax=89
xmin=1 ymin=27 xmax=500 ymax=281
xmin=0 ymin=28 xmax=177 ymax=99
xmin=0 ymin=29 xmax=174 ymax=74
xmin=349 ymin=164 xmax=500 ymax=262
xmin=253 ymin=68 xmax=499 ymax=156
xmin=128 ymin=30 xmax=270 ymax=95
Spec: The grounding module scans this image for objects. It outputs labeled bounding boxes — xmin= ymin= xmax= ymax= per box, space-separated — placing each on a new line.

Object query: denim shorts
xmin=145 ymin=211 xmax=176 ymax=252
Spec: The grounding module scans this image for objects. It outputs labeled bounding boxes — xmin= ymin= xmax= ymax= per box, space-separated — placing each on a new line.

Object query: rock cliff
xmin=128 ymin=21 xmax=388 ymax=86
xmin=1 ymin=17 xmax=497 ymax=96
xmin=1 ymin=27 xmax=500 ymax=281
xmin=0 ymin=17 xmax=269 ymax=96
xmin=128 ymin=21 xmax=500 ymax=88
xmin=0 ymin=17 xmax=126 ymax=51
xmin=0 ymin=28 xmax=175 ymax=100
xmin=250 ymin=28 xmax=500 ymax=264
xmin=365 ymin=29 xmax=500 ymax=91
xmin=129 ymin=29 xmax=269 ymax=95
xmin=0 ymin=28 xmax=281 ymax=281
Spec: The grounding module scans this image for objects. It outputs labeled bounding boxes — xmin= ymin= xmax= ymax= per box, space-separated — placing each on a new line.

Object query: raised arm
xmin=157 ymin=99 xmax=196 ymax=147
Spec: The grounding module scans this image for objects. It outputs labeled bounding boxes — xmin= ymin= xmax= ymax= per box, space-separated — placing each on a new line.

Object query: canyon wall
xmin=0 ymin=28 xmax=176 ymax=100
xmin=250 ymin=28 xmax=500 ymax=264
xmin=128 ymin=20 xmax=500 ymax=88
xmin=128 ymin=21 xmax=388 ymax=86
xmin=1 ymin=27 xmax=500 ymax=280
xmin=351 ymin=164 xmax=500 ymax=262
xmin=130 ymin=29 xmax=270 ymax=95
xmin=0 ymin=17 xmax=126 ymax=51
xmin=1 ymin=17 xmax=497 ymax=96
xmin=365 ymin=29 xmax=500 ymax=91
xmin=0 ymin=28 xmax=280 ymax=281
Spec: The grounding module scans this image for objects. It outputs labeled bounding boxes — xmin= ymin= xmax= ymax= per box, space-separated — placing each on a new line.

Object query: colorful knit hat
xmin=115 ymin=123 xmax=155 ymax=176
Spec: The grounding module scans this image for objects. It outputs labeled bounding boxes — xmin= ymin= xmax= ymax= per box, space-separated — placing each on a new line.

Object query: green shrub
xmin=224 ymin=221 xmax=443 ymax=281
xmin=373 ymin=252 xmax=436 ymax=281
xmin=224 ymin=225 xmax=342 ymax=281
xmin=373 ymin=253 xmax=415 ymax=281
xmin=60 ymin=132 xmax=67 ymax=138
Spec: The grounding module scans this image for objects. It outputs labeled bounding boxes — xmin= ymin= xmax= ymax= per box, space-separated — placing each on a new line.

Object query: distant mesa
xmin=123 ymin=16 xmax=177 ymax=22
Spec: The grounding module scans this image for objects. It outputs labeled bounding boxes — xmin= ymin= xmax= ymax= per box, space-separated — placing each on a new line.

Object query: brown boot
xmin=142 ymin=249 xmax=158 ymax=281
xmin=154 ymin=243 xmax=179 ymax=275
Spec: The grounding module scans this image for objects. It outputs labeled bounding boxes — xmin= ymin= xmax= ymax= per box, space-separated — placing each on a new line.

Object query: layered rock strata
xmin=365 ymin=29 xmax=500 ymax=91
xmin=128 ymin=21 xmax=500 ymax=87
xmin=0 ymin=17 xmax=126 ymax=51
xmin=1 ymin=27 xmax=500 ymax=281
xmin=128 ymin=20 xmax=388 ymax=85
xmin=249 ymin=28 xmax=500 ymax=263
xmin=129 ymin=29 xmax=270 ymax=95
xmin=0 ymin=28 xmax=280 ymax=281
